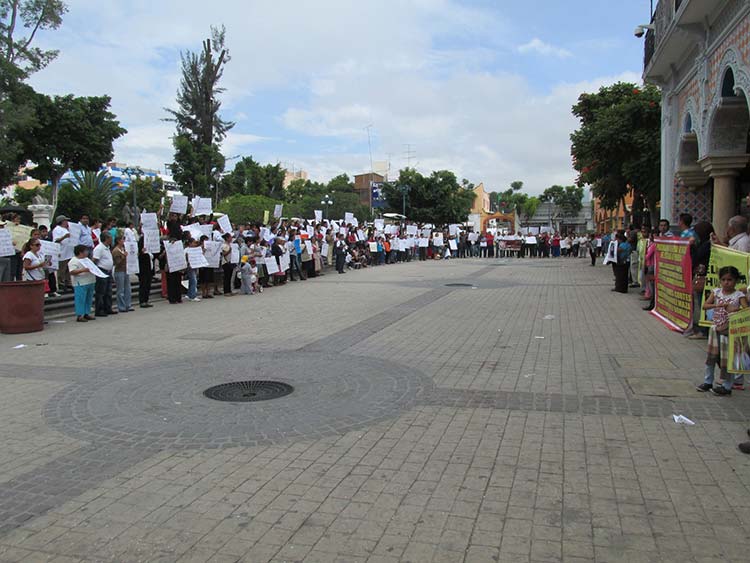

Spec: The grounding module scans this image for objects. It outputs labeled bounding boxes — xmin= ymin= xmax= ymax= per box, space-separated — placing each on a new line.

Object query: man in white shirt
xmin=52 ymin=215 xmax=74 ymax=292
xmin=92 ymin=232 xmax=115 ymax=317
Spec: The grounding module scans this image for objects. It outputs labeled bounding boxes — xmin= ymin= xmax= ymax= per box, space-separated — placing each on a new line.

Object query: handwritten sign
xmin=79 ymin=258 xmax=109 ymax=278
xmin=140 ymin=212 xmax=158 ymax=230
xmin=125 ymin=241 xmax=139 ymax=275
xmin=0 ymin=230 xmax=15 ymax=257
xmin=186 ymin=247 xmax=209 ymax=269
xmin=165 ymin=241 xmax=187 ymax=272
xmin=192 ymin=196 xmax=212 ymax=216
xmin=170 ymin=195 xmax=188 ymax=214
xmin=39 ymin=240 xmax=60 ymax=270
xmin=218 ymin=215 xmax=232 ymax=234
xmin=143 ymin=229 xmax=161 ymax=254
xmin=273 ymin=204 xmax=283 ymax=218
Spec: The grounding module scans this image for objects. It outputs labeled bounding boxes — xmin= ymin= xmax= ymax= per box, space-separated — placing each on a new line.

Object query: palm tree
xmin=63 ymin=170 xmax=117 ymax=218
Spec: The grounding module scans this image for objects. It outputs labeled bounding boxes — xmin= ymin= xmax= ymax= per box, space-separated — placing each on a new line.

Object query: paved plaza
xmin=1 ymin=257 xmax=750 ymax=563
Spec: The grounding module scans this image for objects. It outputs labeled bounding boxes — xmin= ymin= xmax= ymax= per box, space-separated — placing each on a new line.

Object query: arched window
xmin=684 ymin=113 xmax=693 ymax=133
xmin=721 ymin=68 xmax=736 ymax=98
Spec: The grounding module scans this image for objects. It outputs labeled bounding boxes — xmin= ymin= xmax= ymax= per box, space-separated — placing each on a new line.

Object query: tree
xmin=216 ymin=194 xmax=285 ymax=224
xmin=521 ymin=196 xmax=540 ymax=225
xmin=496 ymin=180 xmax=528 ymax=215
xmin=540 ymin=185 xmax=584 ymax=228
xmin=1 ymin=0 xmax=67 ymax=76
xmin=571 ymin=82 xmax=661 ymax=226
xmin=111 ymin=176 xmax=165 ymax=218
xmin=23 ymin=93 xmax=126 ymax=217
xmin=382 ymin=168 xmax=476 ymax=224
xmin=165 ymin=25 xmax=234 ymax=199
xmin=219 ymin=156 xmax=284 ymax=200
xmin=0 ymin=58 xmax=35 ymax=186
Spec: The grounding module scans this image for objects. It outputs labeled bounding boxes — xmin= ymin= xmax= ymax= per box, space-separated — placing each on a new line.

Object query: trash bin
xmin=0 ymin=280 xmax=46 ymax=334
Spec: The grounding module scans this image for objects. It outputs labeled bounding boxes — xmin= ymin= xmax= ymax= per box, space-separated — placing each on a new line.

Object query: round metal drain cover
xmin=445 ymin=283 xmax=474 ymax=287
xmin=203 ymin=380 xmax=293 ymax=402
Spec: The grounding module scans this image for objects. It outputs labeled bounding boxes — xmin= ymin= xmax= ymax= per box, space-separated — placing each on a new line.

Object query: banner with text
xmin=699 ymin=245 xmax=750 ymax=327
xmin=729 ymin=308 xmax=750 ymax=374
xmin=652 ymin=238 xmax=693 ymax=332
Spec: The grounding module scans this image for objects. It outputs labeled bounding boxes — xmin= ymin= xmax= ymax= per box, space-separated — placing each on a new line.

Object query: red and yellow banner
xmin=652 ymin=238 xmax=693 ymax=332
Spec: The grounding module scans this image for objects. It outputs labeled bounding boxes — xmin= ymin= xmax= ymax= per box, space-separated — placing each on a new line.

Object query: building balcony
xmin=643 ymin=0 xmax=717 ymax=83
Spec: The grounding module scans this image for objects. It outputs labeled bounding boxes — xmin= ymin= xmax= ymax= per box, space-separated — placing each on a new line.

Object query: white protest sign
xmin=421 ymin=228 xmax=431 ymax=238
xmin=273 ymin=204 xmax=283 ymax=218
xmin=351 ymin=217 xmax=359 ymax=227
xmin=433 ymin=234 xmax=444 ymax=247
xmin=265 ymin=256 xmax=280 ymax=275
xmin=314 ymin=210 xmax=322 ymax=223
xmin=449 ymin=239 xmax=458 ymax=251
xmin=0 ymin=230 xmax=14 ymax=257
xmin=603 ymin=241 xmax=618 ymax=265
xmin=170 ymin=195 xmax=188 ymax=214
xmin=203 ymin=241 xmax=222 ymax=268
xmin=344 ymin=212 xmax=354 ymax=224
xmin=525 ymin=236 xmax=537 ymax=244
xmin=186 ymin=247 xmax=209 ymax=269
xmin=192 ymin=197 xmax=213 ymax=216
xmin=143 ymin=229 xmax=161 ymax=254
xmin=79 ymin=257 xmax=109 ymax=278
xmin=418 ymin=238 xmax=429 ymax=248
xmin=304 ymin=241 xmax=313 ymax=255
xmin=39 ymin=240 xmax=60 ymax=270
xmin=374 ymin=219 xmax=384 ymax=231
xmin=357 ymin=229 xmax=366 ymax=241
xmin=218 ymin=215 xmax=232 ymax=234
xmin=369 ymin=242 xmax=378 ymax=252
xmin=406 ymin=225 xmax=418 ymax=236
xmin=306 ymin=226 xmax=315 ymax=238
xmin=279 ymin=252 xmax=290 ymax=272
xmin=449 ymin=224 xmax=458 ymax=236
xmin=321 ymin=242 xmax=329 ymax=257
xmin=140 ymin=212 xmax=158 ymax=230
xmin=68 ymin=222 xmax=82 ymax=245
xmin=230 ymin=243 xmax=240 ymax=264
xmin=125 ymin=241 xmax=139 ymax=275
xmin=199 ymin=224 xmax=214 ymax=238
xmin=165 ymin=241 xmax=187 ymax=272
xmin=468 ymin=232 xmax=478 ymax=242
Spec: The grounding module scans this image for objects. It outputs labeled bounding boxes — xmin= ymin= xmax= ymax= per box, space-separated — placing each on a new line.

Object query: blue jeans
xmin=187 ymin=268 xmax=198 ymax=299
xmin=703 ymin=364 xmax=733 ymax=391
xmin=114 ymin=271 xmax=131 ymax=311
xmin=74 ymin=283 xmax=94 ymax=316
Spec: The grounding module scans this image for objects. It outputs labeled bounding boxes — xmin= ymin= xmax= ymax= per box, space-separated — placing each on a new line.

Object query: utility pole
xmin=404 ymin=144 xmax=416 ymax=169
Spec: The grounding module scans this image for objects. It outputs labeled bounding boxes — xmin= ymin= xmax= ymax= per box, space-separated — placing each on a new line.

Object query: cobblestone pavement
xmin=1 ymin=257 xmax=750 ymax=562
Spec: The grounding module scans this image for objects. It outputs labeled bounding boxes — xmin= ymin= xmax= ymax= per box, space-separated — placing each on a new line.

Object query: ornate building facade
xmin=643 ymin=0 xmax=750 ymax=234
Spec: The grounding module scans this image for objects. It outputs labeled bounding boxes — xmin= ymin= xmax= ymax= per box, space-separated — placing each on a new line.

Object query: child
xmin=239 ymin=256 xmax=258 ymax=295
xmin=68 ymin=244 xmax=97 ymax=323
xmin=696 ymin=266 xmax=748 ymax=396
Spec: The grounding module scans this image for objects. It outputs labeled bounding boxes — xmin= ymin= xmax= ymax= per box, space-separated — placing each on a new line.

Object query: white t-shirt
xmin=92 ymin=243 xmax=114 ymax=272
xmin=52 ymin=225 xmax=74 ymax=260
xmin=22 ymin=251 xmax=46 ymax=281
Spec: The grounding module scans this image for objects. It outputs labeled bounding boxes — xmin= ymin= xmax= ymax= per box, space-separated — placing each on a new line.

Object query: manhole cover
xmin=203 ymin=381 xmax=293 ymax=402
xmin=445 ymin=283 xmax=474 ymax=287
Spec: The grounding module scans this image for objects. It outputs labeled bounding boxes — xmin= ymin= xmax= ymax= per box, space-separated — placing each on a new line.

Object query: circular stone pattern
xmin=204 ymin=380 xmax=294 ymax=402
xmin=45 ymin=352 xmax=433 ymax=450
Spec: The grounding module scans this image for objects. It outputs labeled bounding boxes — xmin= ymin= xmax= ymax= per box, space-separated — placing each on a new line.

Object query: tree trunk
xmin=50 ymin=174 xmax=61 ymax=223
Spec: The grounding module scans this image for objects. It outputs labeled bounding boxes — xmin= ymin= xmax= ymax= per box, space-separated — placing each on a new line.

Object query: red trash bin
xmin=0 ymin=280 xmax=46 ymax=334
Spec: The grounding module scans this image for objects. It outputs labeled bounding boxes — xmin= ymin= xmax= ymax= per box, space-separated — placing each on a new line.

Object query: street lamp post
xmin=320 ymin=194 xmax=333 ymax=220
xmin=123 ymin=166 xmax=144 ymax=227
xmin=399 ymin=184 xmax=411 ymax=217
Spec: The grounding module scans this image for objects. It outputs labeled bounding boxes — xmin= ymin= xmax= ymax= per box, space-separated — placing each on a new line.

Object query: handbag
xmin=693 ymin=264 xmax=706 ymax=292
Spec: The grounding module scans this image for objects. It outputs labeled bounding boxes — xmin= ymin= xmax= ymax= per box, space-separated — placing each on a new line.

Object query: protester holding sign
xmin=68 ymin=245 xmax=97 ymax=322
xmin=696 ymin=266 xmax=748 ymax=396
xmin=112 ymin=236 xmax=133 ymax=313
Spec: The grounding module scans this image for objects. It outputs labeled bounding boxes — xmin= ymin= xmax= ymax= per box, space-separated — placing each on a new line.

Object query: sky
xmin=28 ymin=0 xmax=655 ymax=196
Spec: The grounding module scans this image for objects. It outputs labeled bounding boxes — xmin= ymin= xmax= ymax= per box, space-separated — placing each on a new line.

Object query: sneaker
xmin=188 ymin=297 xmax=201 ymax=302
xmin=140 ymin=303 xmax=153 ymax=308
xmin=696 ymin=383 xmax=713 ymax=392
xmin=732 ymin=383 xmax=745 ymax=391
xmin=710 ymin=386 xmax=732 ymax=396
xmin=50 ymin=292 xmax=60 ymax=297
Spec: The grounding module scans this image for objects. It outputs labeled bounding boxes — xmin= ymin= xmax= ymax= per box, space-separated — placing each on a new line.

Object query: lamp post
xmin=399 ymin=184 xmax=411 ymax=217
xmin=320 ymin=194 xmax=333 ymax=220
xmin=122 ymin=166 xmax=144 ymax=227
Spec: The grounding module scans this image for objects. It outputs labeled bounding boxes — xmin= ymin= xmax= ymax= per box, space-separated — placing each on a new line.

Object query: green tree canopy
xmin=0 ymin=58 xmax=36 ymax=186
xmin=219 ymin=156 xmax=284 ymax=200
xmin=496 ymin=180 xmax=528 ymax=214
xmin=571 ymin=82 xmax=660 ymax=225
xmin=111 ymin=177 xmax=165 ymax=219
xmin=382 ymin=168 xmax=476 ymax=224
xmin=165 ymin=25 xmax=233 ymax=199
xmin=22 ymin=93 xmax=126 ymax=216
xmin=540 ymin=185 xmax=584 ymax=219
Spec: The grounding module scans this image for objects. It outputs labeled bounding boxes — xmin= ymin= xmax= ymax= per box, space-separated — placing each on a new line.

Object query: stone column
xmin=27 ymin=204 xmax=54 ymax=229
xmin=698 ymin=155 xmax=750 ymax=237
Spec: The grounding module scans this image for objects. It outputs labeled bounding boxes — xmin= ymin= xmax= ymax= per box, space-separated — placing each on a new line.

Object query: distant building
xmin=524 ymin=201 xmax=593 ymax=234
xmin=283 ymin=168 xmax=309 ymax=189
xmin=354 ymin=172 xmax=385 ymax=209
xmin=643 ymin=0 xmax=750 ymax=232
xmin=55 ymin=162 xmax=174 ymax=190
xmin=470 ymin=183 xmax=491 ymax=215
xmin=592 ymin=190 xmax=635 ymax=233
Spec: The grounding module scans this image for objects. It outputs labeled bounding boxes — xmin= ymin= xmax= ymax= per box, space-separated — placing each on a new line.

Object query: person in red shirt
xmin=486 ymin=232 xmax=494 ymax=258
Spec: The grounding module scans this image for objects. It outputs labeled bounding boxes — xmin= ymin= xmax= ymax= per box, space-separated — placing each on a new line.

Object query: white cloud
xmin=517 ymin=38 xmax=573 ymax=59
xmin=24 ymin=1 xmax=640 ymax=194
